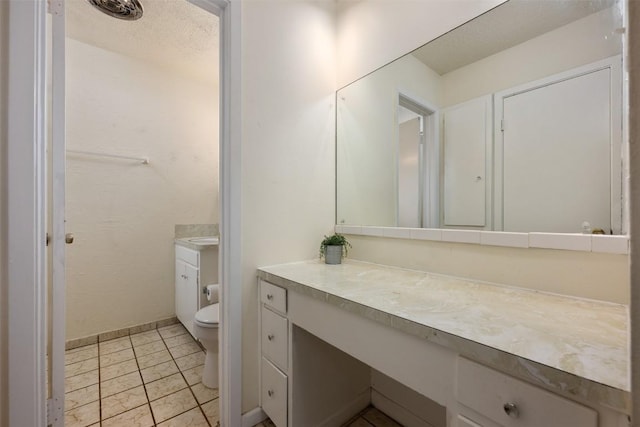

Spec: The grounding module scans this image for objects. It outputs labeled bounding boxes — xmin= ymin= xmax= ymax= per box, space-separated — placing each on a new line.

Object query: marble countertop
xmin=258 ymin=259 xmax=630 ymax=413
xmin=174 ymin=236 xmax=219 ymax=251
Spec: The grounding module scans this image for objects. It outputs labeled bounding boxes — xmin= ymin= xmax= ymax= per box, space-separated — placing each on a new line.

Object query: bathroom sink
xmin=188 ymin=237 xmax=219 ymax=245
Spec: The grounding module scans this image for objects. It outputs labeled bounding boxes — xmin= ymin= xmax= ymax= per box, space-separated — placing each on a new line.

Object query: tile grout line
xmin=158 ymin=328 xmax=215 ymax=427
xmin=130 ymin=333 xmax=159 ymax=426
xmin=97 ymin=340 xmax=103 ymax=425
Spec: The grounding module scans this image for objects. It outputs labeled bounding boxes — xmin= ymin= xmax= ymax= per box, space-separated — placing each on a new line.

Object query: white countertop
xmin=258 ymin=259 xmax=630 ymax=412
xmin=174 ymin=236 xmax=219 ymax=251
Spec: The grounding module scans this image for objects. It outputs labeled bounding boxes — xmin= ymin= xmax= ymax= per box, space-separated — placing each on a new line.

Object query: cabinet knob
xmin=267 ymin=389 xmax=274 ymax=397
xmin=503 ymin=402 xmax=519 ymax=418
xmin=65 ymin=233 xmax=74 ymax=244
xmin=267 ymin=334 xmax=274 ymax=341
xmin=266 ymin=294 xmax=274 ymax=300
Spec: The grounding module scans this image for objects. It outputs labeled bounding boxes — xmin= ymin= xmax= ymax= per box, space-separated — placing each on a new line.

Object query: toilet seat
xmin=195 ymin=303 xmax=219 ymax=328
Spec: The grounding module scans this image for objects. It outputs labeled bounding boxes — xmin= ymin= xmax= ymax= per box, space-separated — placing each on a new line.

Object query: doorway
xmin=6 ymin=0 xmax=242 ymax=426
xmin=397 ymin=94 xmax=439 ymax=228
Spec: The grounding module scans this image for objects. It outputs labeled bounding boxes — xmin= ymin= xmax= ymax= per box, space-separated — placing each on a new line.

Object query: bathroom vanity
xmin=257 ymin=260 xmax=629 ymax=427
xmin=174 ymin=237 xmax=219 ymax=336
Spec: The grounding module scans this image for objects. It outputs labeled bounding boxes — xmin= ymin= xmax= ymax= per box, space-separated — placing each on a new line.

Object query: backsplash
xmin=175 ymin=224 xmax=219 ymax=239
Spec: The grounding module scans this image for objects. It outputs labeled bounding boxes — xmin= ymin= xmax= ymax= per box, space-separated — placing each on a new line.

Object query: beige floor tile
xmin=201 ymin=398 xmax=220 ymax=426
xmin=100 ymin=358 xmax=139 ymax=381
xmin=157 ymin=407 xmax=209 ymax=427
xmin=168 ymin=341 xmax=202 ymax=359
xmin=65 ymin=384 xmax=99 ymax=411
xmin=130 ymin=322 xmax=157 ymax=335
xmin=175 ymin=351 xmax=205 ymax=371
xmin=140 ymin=360 xmax=180 ymax=384
xmin=65 ymin=370 xmax=99 ymax=393
xmin=101 ymin=371 xmax=143 ymax=398
xmin=191 ymin=382 xmax=219 ymax=404
xmin=134 ymin=339 xmax=168 ymax=357
xmin=131 ymin=330 xmax=162 ymax=347
xmin=102 ymin=404 xmax=154 ymax=427
xmin=65 ymin=357 xmax=99 ymax=378
xmin=163 ymin=333 xmax=196 ymax=349
xmin=65 ymin=346 xmax=98 ymax=365
xmin=362 ymin=407 xmax=402 ymax=427
xmin=181 ymin=364 xmax=204 ymax=386
xmin=146 ymin=373 xmax=188 ymax=401
xmin=101 ymin=385 xmax=148 ymax=419
xmin=158 ymin=324 xmax=188 ymax=339
xmin=150 ymin=388 xmax=198 ymax=423
xmin=137 ymin=348 xmax=172 ymax=369
xmin=99 ymin=337 xmax=132 ymax=355
xmin=64 ymin=401 xmax=100 ymax=427
xmin=100 ymin=348 xmax=135 ymax=367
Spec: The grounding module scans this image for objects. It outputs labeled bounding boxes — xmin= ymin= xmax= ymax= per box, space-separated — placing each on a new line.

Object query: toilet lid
xmin=195 ymin=303 xmax=219 ymax=326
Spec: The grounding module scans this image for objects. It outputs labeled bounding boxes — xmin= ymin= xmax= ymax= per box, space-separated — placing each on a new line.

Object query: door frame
xmin=5 ymin=0 xmax=243 ymax=425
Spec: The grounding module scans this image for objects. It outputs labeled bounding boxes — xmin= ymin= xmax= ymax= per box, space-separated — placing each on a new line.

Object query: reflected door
xmin=501 ymin=68 xmax=611 ymax=233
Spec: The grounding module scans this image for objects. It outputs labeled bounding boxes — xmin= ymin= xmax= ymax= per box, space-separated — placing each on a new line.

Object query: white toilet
xmin=194 ymin=285 xmax=220 ymax=389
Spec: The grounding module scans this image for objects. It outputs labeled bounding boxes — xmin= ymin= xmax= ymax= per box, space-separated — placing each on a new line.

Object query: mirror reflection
xmin=336 ymin=0 xmax=625 ymax=234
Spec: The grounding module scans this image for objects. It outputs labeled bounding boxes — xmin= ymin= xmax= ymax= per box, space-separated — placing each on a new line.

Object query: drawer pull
xmin=268 ymin=389 xmax=274 ymax=397
xmin=503 ymin=402 xmax=519 ymax=419
xmin=266 ymin=294 xmax=274 ymax=300
xmin=267 ymin=334 xmax=275 ymax=341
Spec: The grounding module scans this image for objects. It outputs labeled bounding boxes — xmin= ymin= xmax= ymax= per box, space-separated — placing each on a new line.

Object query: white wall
xmin=240 ymin=0 xmax=336 ymax=413
xmin=65 ymin=38 xmax=219 ymax=339
xmin=336 ymin=0 xmax=505 ymax=88
xmin=0 ymin=1 xmax=8 ymax=425
xmin=442 ymin=7 xmax=622 ymax=107
xmin=337 ymin=55 xmax=441 ymax=226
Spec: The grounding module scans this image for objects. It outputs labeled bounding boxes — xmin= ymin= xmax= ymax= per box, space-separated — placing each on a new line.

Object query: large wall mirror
xmin=336 ymin=0 xmax=626 ymax=235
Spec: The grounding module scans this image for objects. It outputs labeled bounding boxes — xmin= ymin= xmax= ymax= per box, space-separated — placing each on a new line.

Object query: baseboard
xmin=65 ymin=316 xmax=179 ymax=350
xmin=241 ymin=406 xmax=267 ymax=427
xmin=372 ymin=390 xmax=436 ymax=427
xmin=319 ymin=390 xmax=371 ymax=427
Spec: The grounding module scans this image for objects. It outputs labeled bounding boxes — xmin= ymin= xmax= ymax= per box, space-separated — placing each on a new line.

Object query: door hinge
xmin=501 ymin=119 xmax=505 ymax=132
xmin=47 ymin=0 xmax=63 ymax=15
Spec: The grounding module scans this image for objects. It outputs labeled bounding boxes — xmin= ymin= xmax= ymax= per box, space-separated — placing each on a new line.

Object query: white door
xmin=497 ymin=64 xmax=615 ymax=233
xmin=442 ymin=96 xmax=492 ymax=228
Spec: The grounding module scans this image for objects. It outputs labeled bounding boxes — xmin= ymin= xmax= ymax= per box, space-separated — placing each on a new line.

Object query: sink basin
xmin=188 ymin=237 xmax=219 ymax=245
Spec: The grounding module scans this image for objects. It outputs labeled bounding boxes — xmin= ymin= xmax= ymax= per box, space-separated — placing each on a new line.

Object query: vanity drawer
xmin=456 ymin=358 xmax=596 ymax=427
xmin=176 ymin=245 xmax=199 ymax=266
xmin=261 ymin=357 xmax=288 ymax=427
xmin=261 ymin=307 xmax=288 ymax=371
xmin=261 ymin=280 xmax=287 ymax=314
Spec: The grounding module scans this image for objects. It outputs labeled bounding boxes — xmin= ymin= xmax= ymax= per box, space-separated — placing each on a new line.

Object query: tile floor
xmin=342 ymin=407 xmax=402 ymax=427
xmin=66 ymin=324 xmax=400 ymax=427
xmin=65 ymin=323 xmax=219 ymax=427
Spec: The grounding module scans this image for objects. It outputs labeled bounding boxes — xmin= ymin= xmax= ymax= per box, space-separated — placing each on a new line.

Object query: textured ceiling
xmin=66 ymin=0 xmax=219 ymax=84
xmin=412 ymin=0 xmax=618 ymax=75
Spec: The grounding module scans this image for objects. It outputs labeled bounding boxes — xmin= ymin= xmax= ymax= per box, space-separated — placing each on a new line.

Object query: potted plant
xmin=319 ymin=233 xmax=352 ymax=265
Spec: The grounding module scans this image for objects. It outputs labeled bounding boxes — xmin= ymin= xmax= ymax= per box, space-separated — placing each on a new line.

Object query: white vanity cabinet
xmin=454 ymin=359 xmax=597 ymax=427
xmin=175 ymin=244 xmax=217 ymax=337
xmin=259 ymin=280 xmax=289 ymax=427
